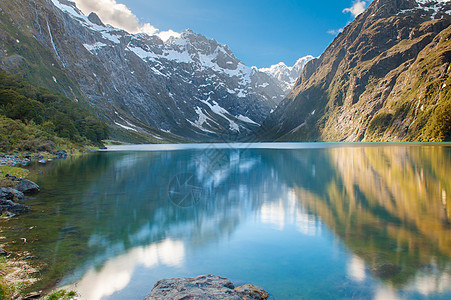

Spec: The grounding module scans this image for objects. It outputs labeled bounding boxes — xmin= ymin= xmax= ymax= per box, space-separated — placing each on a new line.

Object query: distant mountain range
xmin=0 ymin=0 xmax=310 ymax=143
xmin=262 ymin=0 xmax=451 ymax=142
xmin=260 ymin=56 xmax=315 ymax=93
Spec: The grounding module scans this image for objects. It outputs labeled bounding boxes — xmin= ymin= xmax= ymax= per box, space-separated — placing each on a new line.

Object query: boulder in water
xmin=14 ymin=180 xmax=40 ymax=194
xmin=145 ymin=274 xmax=269 ymax=300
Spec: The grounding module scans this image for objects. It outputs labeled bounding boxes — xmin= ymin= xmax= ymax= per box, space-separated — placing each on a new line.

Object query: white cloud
xmin=328 ymin=1 xmax=367 ymax=35
xmin=140 ymin=23 xmax=159 ymax=36
xmin=327 ymin=28 xmax=343 ymax=35
xmin=74 ymin=0 xmax=180 ymax=40
xmin=343 ymin=1 xmax=367 ymax=18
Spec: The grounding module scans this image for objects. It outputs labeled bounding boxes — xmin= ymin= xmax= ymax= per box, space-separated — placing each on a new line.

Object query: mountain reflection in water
xmin=3 ymin=144 xmax=451 ymax=299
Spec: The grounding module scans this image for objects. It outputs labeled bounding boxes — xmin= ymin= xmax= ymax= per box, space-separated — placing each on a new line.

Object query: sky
xmin=74 ymin=0 xmax=374 ymax=68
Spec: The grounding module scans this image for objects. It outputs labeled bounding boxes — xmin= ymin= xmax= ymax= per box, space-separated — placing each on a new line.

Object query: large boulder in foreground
xmin=145 ymin=275 xmax=269 ymax=300
xmin=14 ymin=180 xmax=40 ymax=194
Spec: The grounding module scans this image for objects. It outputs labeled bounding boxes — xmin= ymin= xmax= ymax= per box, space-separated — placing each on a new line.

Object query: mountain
xmin=0 ymin=0 xmax=309 ymax=143
xmin=262 ymin=0 xmax=451 ymax=142
xmin=260 ymin=56 xmax=315 ymax=92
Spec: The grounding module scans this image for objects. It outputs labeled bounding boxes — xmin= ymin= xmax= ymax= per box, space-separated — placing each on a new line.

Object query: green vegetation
xmin=0 ymin=165 xmax=29 ymax=178
xmin=0 ymin=165 xmax=29 ymax=187
xmin=45 ymin=290 xmax=77 ymax=300
xmin=367 ymin=112 xmax=393 ymax=140
xmin=0 ymin=280 xmax=14 ymax=300
xmin=0 ymin=7 xmax=86 ymax=103
xmin=0 ymin=69 xmax=108 ymax=152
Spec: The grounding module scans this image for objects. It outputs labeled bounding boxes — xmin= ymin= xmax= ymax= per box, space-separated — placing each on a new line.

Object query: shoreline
xmin=0 ymin=149 xmax=92 ymax=299
xmin=103 ymin=141 xmax=451 ymax=152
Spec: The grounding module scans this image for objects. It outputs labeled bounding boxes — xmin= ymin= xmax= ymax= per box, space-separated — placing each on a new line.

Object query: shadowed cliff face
xmin=264 ymin=0 xmax=451 ymax=142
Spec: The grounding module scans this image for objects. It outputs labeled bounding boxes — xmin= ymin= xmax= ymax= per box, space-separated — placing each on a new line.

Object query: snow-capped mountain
xmin=260 ymin=56 xmax=315 ymax=92
xmin=0 ymin=0 xmax=311 ymax=142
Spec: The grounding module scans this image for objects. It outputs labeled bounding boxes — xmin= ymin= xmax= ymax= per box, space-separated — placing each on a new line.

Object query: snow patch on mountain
xmin=83 ymin=42 xmax=107 ymax=53
xmin=260 ymin=55 xmax=315 ymax=92
xmin=237 ymin=115 xmax=259 ymax=125
xmin=416 ymin=0 xmax=450 ymax=4
xmin=201 ymin=100 xmax=240 ymax=132
xmin=399 ymin=0 xmax=451 ymax=19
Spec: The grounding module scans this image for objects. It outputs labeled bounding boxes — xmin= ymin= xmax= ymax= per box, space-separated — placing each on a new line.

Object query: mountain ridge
xmin=0 ymin=0 xmax=312 ymax=143
xmin=262 ymin=0 xmax=451 ymax=142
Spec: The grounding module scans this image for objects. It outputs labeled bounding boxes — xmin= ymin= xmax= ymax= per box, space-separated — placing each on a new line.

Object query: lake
xmin=3 ymin=143 xmax=451 ymax=299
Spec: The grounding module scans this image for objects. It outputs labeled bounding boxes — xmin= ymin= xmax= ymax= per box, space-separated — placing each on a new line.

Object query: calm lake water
xmin=3 ymin=143 xmax=451 ymax=299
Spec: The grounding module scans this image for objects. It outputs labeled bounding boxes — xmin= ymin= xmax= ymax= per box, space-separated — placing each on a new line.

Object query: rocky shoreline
xmin=0 ymin=150 xmax=68 ymax=168
xmin=0 ymin=151 xmax=65 ymax=299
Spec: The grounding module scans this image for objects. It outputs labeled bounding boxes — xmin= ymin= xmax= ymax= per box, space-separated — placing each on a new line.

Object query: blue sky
xmin=75 ymin=0 xmax=373 ymax=68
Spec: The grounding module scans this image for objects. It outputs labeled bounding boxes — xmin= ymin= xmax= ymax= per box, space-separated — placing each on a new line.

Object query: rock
xmin=235 ymin=284 xmax=270 ymax=300
xmin=0 ymin=248 xmax=7 ymax=256
xmin=88 ymin=12 xmax=105 ymax=27
xmin=53 ymin=150 xmax=68 ymax=160
xmin=2 ymin=211 xmax=16 ymax=218
xmin=0 ymin=199 xmax=31 ymax=214
xmin=14 ymin=180 xmax=40 ymax=194
xmin=21 ymin=158 xmax=30 ymax=166
xmin=0 ymin=187 xmax=14 ymax=199
xmin=370 ymin=262 xmax=401 ymax=279
xmin=5 ymin=174 xmax=17 ymax=180
xmin=38 ymin=159 xmax=46 ymax=164
xmin=0 ymin=198 xmax=31 ymax=218
xmin=22 ymin=293 xmax=41 ymax=300
xmin=145 ymin=275 xmax=269 ymax=300
xmin=11 ymin=189 xmax=24 ymax=201
xmin=23 ymin=255 xmax=38 ymax=260
xmin=0 ymin=188 xmax=24 ymax=201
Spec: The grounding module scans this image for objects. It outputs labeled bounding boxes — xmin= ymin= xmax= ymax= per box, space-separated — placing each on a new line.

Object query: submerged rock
xmin=145 ymin=275 xmax=269 ymax=300
xmin=14 ymin=180 xmax=40 ymax=194
xmin=370 ymin=262 xmax=401 ymax=279
xmin=0 ymin=198 xmax=31 ymax=215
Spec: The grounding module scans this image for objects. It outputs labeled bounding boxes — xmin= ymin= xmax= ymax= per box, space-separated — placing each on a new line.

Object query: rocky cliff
xmin=0 ymin=0 xmax=307 ymax=143
xmin=263 ymin=0 xmax=451 ymax=142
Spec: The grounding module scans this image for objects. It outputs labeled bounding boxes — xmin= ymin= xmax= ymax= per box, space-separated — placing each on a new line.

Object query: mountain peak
xmin=181 ymin=29 xmax=196 ymax=37
xmin=87 ymin=12 xmax=104 ymax=27
xmin=260 ymin=56 xmax=315 ymax=92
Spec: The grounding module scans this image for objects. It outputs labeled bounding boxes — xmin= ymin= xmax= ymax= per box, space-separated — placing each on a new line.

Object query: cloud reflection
xmin=72 ymin=238 xmax=184 ymax=300
xmin=260 ymin=190 xmax=320 ymax=236
xmin=347 ymin=255 xmax=366 ymax=282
